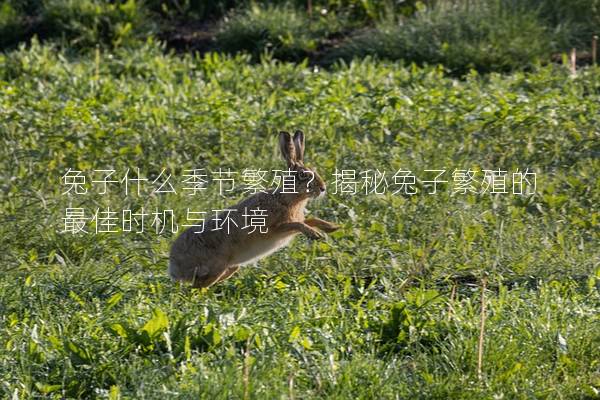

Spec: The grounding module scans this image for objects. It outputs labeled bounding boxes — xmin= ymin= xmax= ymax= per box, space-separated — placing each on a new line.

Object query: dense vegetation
xmin=1 ymin=0 xmax=599 ymax=398
xmin=1 ymin=40 xmax=599 ymax=398
xmin=1 ymin=0 xmax=599 ymax=73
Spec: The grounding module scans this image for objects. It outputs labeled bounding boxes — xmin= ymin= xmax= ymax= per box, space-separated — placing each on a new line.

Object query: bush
xmin=43 ymin=0 xmax=155 ymax=48
xmin=147 ymin=0 xmax=428 ymax=23
xmin=330 ymin=1 xmax=552 ymax=74
xmin=144 ymin=0 xmax=240 ymax=21
xmin=0 ymin=0 xmax=155 ymax=50
xmin=215 ymin=3 xmax=345 ymax=61
xmin=524 ymin=0 xmax=600 ymax=48
xmin=0 ymin=1 xmax=32 ymax=49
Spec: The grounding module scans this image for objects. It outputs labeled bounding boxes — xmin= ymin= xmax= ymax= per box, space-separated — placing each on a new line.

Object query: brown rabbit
xmin=168 ymin=130 xmax=340 ymax=288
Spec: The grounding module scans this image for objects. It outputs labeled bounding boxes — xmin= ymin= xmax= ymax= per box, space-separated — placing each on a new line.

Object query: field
xmin=1 ymin=41 xmax=599 ymax=398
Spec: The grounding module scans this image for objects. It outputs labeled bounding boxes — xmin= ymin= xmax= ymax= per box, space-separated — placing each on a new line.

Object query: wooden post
xmin=570 ymin=48 xmax=577 ymax=75
xmin=307 ymin=0 xmax=312 ymax=17
xmin=593 ymin=36 xmax=598 ymax=65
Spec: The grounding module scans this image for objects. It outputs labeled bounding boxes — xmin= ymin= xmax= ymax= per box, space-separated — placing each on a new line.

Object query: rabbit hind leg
xmin=191 ymin=268 xmax=229 ymax=289
xmin=215 ymin=266 xmax=240 ymax=284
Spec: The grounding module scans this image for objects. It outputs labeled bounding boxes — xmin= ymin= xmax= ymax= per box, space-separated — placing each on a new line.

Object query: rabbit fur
xmin=168 ymin=130 xmax=339 ymax=288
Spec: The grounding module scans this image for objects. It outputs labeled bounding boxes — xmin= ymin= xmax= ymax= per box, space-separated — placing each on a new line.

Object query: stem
xmin=477 ymin=277 xmax=487 ymax=381
xmin=448 ymin=282 xmax=456 ymax=320
xmin=243 ymin=336 xmax=252 ymax=400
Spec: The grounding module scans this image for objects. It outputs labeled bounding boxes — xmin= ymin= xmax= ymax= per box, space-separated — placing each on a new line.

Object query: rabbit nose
xmin=319 ymin=186 xmax=326 ymax=193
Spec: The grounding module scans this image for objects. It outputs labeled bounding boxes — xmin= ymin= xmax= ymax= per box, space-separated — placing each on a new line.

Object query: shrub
xmin=144 ymin=0 xmax=240 ymax=21
xmin=0 ymin=1 xmax=31 ymax=49
xmin=147 ymin=0 xmax=428 ymax=23
xmin=329 ymin=1 xmax=552 ymax=74
xmin=524 ymin=0 xmax=600 ymax=47
xmin=42 ymin=0 xmax=155 ymax=48
xmin=215 ymin=3 xmax=345 ymax=61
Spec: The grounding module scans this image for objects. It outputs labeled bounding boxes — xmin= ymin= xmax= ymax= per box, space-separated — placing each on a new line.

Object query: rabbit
xmin=168 ymin=130 xmax=340 ymax=288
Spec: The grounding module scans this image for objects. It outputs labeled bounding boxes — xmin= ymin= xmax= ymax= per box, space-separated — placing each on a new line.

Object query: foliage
xmin=215 ymin=3 xmax=347 ymax=61
xmin=1 ymin=0 xmax=599 ymax=72
xmin=525 ymin=0 xmax=600 ymax=47
xmin=330 ymin=1 xmax=553 ymax=74
xmin=0 ymin=0 xmax=30 ymax=48
xmin=146 ymin=0 xmax=427 ymax=22
xmin=0 ymin=0 xmax=155 ymax=49
xmin=42 ymin=0 xmax=155 ymax=48
xmin=0 ymin=42 xmax=599 ymax=398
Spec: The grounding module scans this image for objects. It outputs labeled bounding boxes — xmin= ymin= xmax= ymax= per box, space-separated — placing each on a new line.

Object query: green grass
xmin=329 ymin=1 xmax=553 ymax=74
xmin=1 ymin=0 xmax=599 ymax=73
xmin=0 ymin=42 xmax=599 ymax=398
xmin=526 ymin=0 xmax=600 ymax=47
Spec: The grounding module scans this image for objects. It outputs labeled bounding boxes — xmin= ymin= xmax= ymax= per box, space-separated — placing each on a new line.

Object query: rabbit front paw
xmin=305 ymin=228 xmax=325 ymax=241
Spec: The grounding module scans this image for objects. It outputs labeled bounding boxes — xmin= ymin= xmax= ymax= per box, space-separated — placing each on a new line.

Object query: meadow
xmin=0 ymin=40 xmax=599 ymax=398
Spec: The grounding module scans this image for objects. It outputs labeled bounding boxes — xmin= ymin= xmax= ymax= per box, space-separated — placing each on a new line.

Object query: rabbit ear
xmin=279 ymin=131 xmax=296 ymax=166
xmin=293 ymin=130 xmax=305 ymax=162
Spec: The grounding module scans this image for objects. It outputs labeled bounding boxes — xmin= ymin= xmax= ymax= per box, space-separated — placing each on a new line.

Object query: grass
xmin=527 ymin=0 xmax=600 ymax=47
xmin=329 ymin=1 xmax=553 ymax=74
xmin=0 ymin=41 xmax=599 ymax=398
xmin=1 ymin=0 xmax=600 ymax=73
